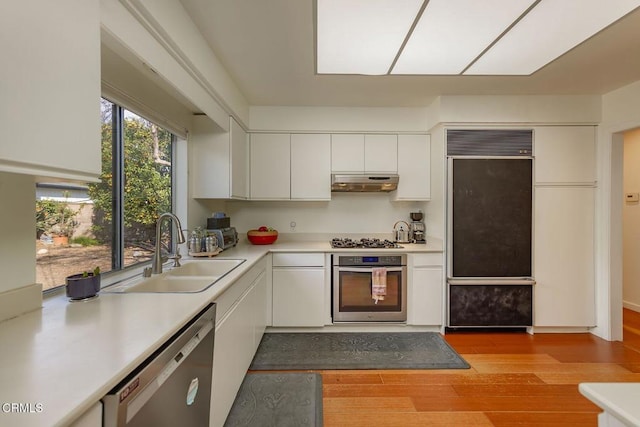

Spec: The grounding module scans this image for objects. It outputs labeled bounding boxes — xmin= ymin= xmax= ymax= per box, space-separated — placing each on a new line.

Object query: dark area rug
xmin=249 ymin=332 xmax=469 ymax=370
xmin=224 ymin=373 xmax=322 ymax=427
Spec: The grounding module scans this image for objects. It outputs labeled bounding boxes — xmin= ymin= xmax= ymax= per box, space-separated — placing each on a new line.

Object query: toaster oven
xmin=207 ymin=227 xmax=238 ymax=251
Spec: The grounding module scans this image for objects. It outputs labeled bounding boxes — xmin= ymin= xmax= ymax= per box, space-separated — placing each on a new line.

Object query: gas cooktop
xmin=330 ymin=238 xmax=403 ymax=249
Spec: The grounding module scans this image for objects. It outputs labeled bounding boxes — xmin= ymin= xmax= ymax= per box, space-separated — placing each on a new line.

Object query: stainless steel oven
xmin=332 ymin=254 xmax=407 ymax=322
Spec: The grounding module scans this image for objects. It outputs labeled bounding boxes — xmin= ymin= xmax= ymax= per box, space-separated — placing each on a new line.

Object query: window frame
xmin=107 ymin=98 xmax=177 ymax=275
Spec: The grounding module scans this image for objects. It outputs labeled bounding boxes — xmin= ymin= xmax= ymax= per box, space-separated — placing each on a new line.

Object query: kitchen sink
xmin=164 ymin=259 xmax=245 ymax=277
xmin=103 ymin=259 xmax=246 ymax=294
xmin=121 ymin=275 xmax=219 ymax=293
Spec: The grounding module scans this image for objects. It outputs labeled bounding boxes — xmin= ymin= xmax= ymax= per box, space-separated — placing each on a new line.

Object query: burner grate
xmin=330 ymin=238 xmax=402 ymax=249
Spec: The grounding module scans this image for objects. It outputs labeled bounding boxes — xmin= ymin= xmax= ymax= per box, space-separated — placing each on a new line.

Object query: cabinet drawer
xmin=412 ymin=253 xmax=443 ymax=267
xmin=272 ymin=253 xmax=325 ymax=267
xmin=215 ymin=258 xmax=266 ymax=320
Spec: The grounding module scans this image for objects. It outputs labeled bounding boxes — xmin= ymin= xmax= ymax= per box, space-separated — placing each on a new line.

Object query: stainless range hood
xmin=331 ymin=174 xmax=399 ymax=192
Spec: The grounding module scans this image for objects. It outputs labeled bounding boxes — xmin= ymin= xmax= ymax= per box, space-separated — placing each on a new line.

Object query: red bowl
xmin=247 ymin=230 xmax=278 ymax=245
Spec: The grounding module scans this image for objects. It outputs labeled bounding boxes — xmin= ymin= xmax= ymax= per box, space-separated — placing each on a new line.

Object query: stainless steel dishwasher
xmin=103 ymin=303 xmax=216 ymax=426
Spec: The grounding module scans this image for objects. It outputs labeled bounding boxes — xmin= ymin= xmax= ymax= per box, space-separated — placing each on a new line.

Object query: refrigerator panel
xmin=451 ymin=158 xmax=532 ymax=278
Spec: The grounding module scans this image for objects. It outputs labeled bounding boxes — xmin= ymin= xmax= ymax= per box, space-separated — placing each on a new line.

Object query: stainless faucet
xmin=151 ymin=212 xmax=186 ymax=274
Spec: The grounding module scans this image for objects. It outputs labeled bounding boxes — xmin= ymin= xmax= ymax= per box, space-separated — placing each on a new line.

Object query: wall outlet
xmin=290 ymin=221 xmax=296 ymax=232
xmin=625 ymin=193 xmax=639 ymax=203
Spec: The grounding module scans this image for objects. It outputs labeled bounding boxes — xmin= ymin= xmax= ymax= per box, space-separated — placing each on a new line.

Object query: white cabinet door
xmin=408 ymin=267 xmax=443 ymax=326
xmin=394 ymin=134 xmax=431 ymax=200
xmin=1 ymin=1 xmax=100 ymax=181
xmin=230 ymin=117 xmax=249 ymax=199
xmin=250 ymin=133 xmax=291 ymax=199
xmin=211 ymin=269 xmax=267 ymax=427
xmin=291 ymin=134 xmax=331 ymax=200
xmin=249 ymin=270 xmax=268 ymax=352
xmin=272 ymin=268 xmax=325 ymax=327
xmin=211 ymin=299 xmax=254 ymax=427
xmin=191 ymin=115 xmax=230 ymax=199
xmin=534 ymin=187 xmax=595 ymax=327
xmin=331 ymin=134 xmax=397 ymax=174
xmin=191 ymin=116 xmax=248 ymax=199
xmin=331 ymin=134 xmax=365 ymax=173
xmin=534 ymin=126 xmax=596 ymax=184
xmin=365 ymin=134 xmax=398 ymax=173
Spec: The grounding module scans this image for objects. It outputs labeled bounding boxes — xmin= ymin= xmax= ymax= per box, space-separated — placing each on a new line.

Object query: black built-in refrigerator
xmin=446 ymin=130 xmax=535 ymax=328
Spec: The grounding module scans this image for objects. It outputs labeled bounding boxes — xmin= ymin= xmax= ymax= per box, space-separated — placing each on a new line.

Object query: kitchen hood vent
xmin=331 ymin=174 xmax=399 ymax=192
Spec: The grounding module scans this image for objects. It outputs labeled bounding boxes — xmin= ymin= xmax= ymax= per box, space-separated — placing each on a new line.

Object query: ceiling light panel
xmin=466 ymin=0 xmax=640 ymax=75
xmin=392 ymin=0 xmax=535 ymax=75
xmin=316 ymin=0 xmax=423 ymax=75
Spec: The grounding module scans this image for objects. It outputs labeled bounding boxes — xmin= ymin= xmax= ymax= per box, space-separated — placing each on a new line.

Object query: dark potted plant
xmin=66 ymin=267 xmax=101 ymax=301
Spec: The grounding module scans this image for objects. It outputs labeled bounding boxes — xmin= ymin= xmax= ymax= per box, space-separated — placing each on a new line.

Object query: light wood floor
xmin=317 ymin=309 xmax=640 ymax=426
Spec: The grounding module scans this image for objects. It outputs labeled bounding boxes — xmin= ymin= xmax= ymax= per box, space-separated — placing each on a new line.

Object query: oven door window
xmin=338 ymin=270 xmax=402 ymax=312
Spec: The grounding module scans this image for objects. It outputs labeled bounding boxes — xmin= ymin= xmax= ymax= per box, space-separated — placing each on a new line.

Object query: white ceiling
xmin=180 ymin=0 xmax=640 ymax=107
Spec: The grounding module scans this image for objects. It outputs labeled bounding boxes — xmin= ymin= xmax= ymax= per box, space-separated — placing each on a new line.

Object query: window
xmin=36 ymin=98 xmax=175 ymax=291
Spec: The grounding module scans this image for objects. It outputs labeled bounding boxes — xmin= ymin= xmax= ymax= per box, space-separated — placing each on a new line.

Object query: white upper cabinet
xmin=364 ymin=134 xmax=398 ymax=173
xmin=1 ymin=0 xmax=100 ymax=182
xmin=534 ymin=126 xmax=596 ymax=184
xmin=331 ymin=134 xmax=365 ymax=173
xmin=291 ymin=134 xmax=331 ymax=200
xmin=331 ymin=134 xmax=397 ymax=174
xmin=191 ymin=116 xmax=248 ymax=199
xmin=250 ymin=133 xmax=291 ymax=199
xmin=230 ymin=118 xmax=249 ymax=199
xmin=394 ymin=134 xmax=431 ymax=201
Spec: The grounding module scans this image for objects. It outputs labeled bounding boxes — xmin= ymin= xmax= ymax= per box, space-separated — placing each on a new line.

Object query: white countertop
xmin=0 ymin=237 xmax=442 ymax=426
xmin=579 ymin=382 xmax=640 ymax=426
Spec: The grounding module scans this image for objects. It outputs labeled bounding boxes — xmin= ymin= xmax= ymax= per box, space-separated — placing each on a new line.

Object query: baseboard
xmin=623 ymin=301 xmax=640 ymax=313
xmin=0 ymin=283 xmax=42 ymax=323
xmin=265 ymin=325 xmax=441 ymax=333
xmin=529 ymin=326 xmax=592 ymax=334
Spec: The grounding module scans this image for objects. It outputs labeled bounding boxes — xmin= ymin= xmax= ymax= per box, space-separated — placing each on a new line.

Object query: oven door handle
xmin=336 ymin=267 xmax=404 ymax=273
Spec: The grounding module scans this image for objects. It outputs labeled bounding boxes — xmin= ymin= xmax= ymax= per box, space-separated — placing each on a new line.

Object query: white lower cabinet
xmin=534 ymin=186 xmax=595 ymax=327
xmin=272 ymin=253 xmax=326 ymax=327
xmin=408 ymin=253 xmax=443 ymax=326
xmin=210 ymin=260 xmax=267 ymax=427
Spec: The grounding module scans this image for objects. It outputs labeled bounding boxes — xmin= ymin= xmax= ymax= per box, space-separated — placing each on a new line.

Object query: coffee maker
xmin=409 ymin=211 xmax=426 ymax=244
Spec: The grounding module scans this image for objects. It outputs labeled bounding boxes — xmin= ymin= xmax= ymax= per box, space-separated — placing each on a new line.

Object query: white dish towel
xmin=372 ymin=267 xmax=387 ymax=304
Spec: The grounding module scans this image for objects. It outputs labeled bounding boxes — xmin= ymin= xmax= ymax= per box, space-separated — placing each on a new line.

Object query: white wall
xmin=216 ymin=196 xmax=427 ymax=236
xmin=437 ymin=95 xmax=602 ymax=124
xmin=0 ymin=173 xmax=35 ymax=293
xmin=623 ymin=129 xmax=640 ymax=311
xmin=101 ymin=44 xmax=194 ymax=136
xmin=100 ymin=0 xmax=248 ymax=130
xmin=425 ymin=124 xmax=445 ymax=240
xmin=603 ymin=80 xmax=640 ymax=126
xmin=249 ymin=106 xmax=432 ymax=132
xmin=0 ymin=173 xmax=40 ymax=321
xmin=596 ymin=79 xmax=640 ymax=340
